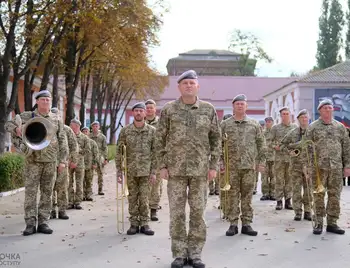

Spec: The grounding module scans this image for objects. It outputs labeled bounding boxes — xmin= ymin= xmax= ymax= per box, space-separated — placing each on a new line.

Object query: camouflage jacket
xmin=5 ymin=109 xmax=68 ymax=164
xmin=221 ymin=116 xmax=266 ymax=169
xmin=304 ymin=119 xmax=350 ymax=169
xmin=89 ymin=138 xmax=99 ymax=167
xmin=280 ymin=127 xmax=307 ymax=168
xmin=90 ymin=131 xmax=108 ymax=163
xmin=263 ymin=128 xmax=275 ymax=161
xmin=146 ymin=116 xmax=159 ymax=128
xmin=155 ymin=98 xmax=221 ymax=177
xmin=269 ymin=122 xmax=298 ymax=162
xmin=75 ymin=131 xmax=92 ymax=169
xmin=63 ymin=125 xmax=79 ymax=165
xmin=115 ymin=122 xmax=156 ymax=177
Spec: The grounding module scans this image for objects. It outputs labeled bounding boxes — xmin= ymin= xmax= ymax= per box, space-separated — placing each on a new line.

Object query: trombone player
xmin=304 ymin=99 xmax=350 ymax=235
xmin=115 ymin=102 xmax=156 ymax=236
xmin=221 ymin=94 xmax=266 ymax=237
xmin=5 ymin=90 xmax=68 ymax=236
xmin=280 ymin=109 xmax=312 ymax=221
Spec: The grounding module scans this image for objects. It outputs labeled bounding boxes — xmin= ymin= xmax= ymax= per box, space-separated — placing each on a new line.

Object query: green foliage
xmin=0 ymin=153 xmax=25 ymax=192
xmin=107 ymin=144 xmax=116 ymax=162
xmin=345 ymin=0 xmax=350 ymax=59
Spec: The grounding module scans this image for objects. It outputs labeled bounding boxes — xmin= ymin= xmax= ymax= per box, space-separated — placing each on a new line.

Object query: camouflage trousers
xmin=128 ymin=176 xmax=150 ymax=226
xmin=209 ymin=176 xmax=220 ymax=193
xmin=254 ymin=171 xmax=259 ymax=192
xmin=314 ymin=169 xmax=343 ymax=225
xmin=96 ymin=164 xmax=104 ymax=192
xmin=167 ymin=176 xmax=207 ymax=259
xmin=84 ymin=169 xmax=93 ymax=199
xmin=68 ymin=167 xmax=84 ymax=205
xmin=290 ymin=165 xmax=311 ymax=216
xmin=149 ymin=174 xmax=162 ymax=210
xmin=218 ymin=171 xmax=230 ymax=217
xmin=24 ymin=161 xmax=56 ymax=225
xmin=227 ymin=169 xmax=255 ymax=225
xmin=53 ymin=166 xmax=69 ymax=212
xmin=261 ymin=161 xmax=275 ymax=197
xmin=274 ymin=161 xmax=292 ymax=201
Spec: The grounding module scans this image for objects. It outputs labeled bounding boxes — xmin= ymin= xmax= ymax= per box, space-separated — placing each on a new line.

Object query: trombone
xmin=117 ymin=144 xmax=129 ymax=234
xmin=219 ymin=133 xmax=231 ymax=220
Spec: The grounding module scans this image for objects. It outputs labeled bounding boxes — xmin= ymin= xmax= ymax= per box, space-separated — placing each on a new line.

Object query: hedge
xmin=107 ymin=144 xmax=116 ymax=161
xmin=0 ymin=153 xmax=25 ymax=192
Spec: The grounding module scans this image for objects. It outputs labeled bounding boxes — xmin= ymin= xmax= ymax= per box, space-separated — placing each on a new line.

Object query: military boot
xmin=225 ymin=224 xmax=238 ymax=236
xmin=98 ymin=190 xmax=104 ymax=195
xmin=313 ymin=223 xmax=323 ymax=235
xmin=23 ymin=225 xmax=36 ymax=236
xmin=260 ymin=195 xmax=269 ymax=201
xmin=284 ymin=198 xmax=293 ymax=210
xmin=275 ymin=200 xmax=283 ymax=210
xmin=67 ymin=204 xmax=74 ymax=209
xmin=326 ymin=224 xmax=345 ymax=234
xmin=150 ymin=209 xmax=158 ymax=221
xmin=85 ymin=197 xmax=93 ymax=201
xmin=140 ymin=225 xmax=155 ymax=235
xmin=241 ymin=225 xmax=258 ymax=236
xmin=294 ymin=214 xmax=302 ymax=221
xmin=209 ymin=190 xmax=215 ymax=195
xmin=214 ymin=190 xmax=220 ymax=195
xmin=37 ymin=223 xmax=53 ymax=234
xmin=171 ymin=258 xmax=186 ymax=268
xmin=50 ymin=210 xmax=57 ymax=219
xmin=126 ymin=225 xmax=139 ymax=235
xmin=304 ymin=212 xmax=312 ymax=221
xmin=75 ymin=204 xmax=83 ymax=210
xmin=188 ymin=258 xmax=205 ymax=268
xmin=58 ymin=211 xmax=69 ymax=220
xmin=269 ymin=195 xmax=276 ymax=201
xmin=253 ymin=190 xmax=257 ymax=195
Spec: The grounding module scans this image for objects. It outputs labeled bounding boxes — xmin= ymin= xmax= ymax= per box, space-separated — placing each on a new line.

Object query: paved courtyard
xmin=1 ymin=163 xmax=350 ymax=268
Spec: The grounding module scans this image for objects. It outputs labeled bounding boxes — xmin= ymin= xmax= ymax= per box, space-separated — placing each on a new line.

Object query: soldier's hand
xmin=208 ymin=169 xmax=217 ymax=181
xmin=160 ymin=168 xmax=169 ymax=180
xmin=257 ymin=165 xmax=265 ymax=173
xmin=92 ymin=164 xmax=97 ymax=169
xmin=117 ymin=171 xmax=123 ymax=184
xmin=15 ymin=127 xmax=22 ymax=137
xmin=70 ymin=162 xmax=77 ymax=169
xmin=57 ymin=163 xmax=66 ymax=173
xmin=219 ymin=161 xmax=225 ymax=173
xmin=344 ymin=168 xmax=350 ymax=177
xmin=274 ymin=145 xmax=280 ymax=151
xmin=104 ymin=159 xmax=108 ymax=165
xmin=289 ymin=150 xmax=298 ymax=157
xmin=149 ymin=174 xmax=156 ymax=184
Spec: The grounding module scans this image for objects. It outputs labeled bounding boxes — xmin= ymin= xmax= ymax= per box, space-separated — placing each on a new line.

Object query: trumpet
xmin=219 ymin=133 xmax=231 ymax=220
xmin=117 ymin=144 xmax=129 ymax=234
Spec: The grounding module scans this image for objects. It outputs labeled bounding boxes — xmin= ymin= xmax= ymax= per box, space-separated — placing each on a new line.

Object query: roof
xmin=179 ymin=49 xmax=240 ymax=56
xmin=168 ymin=49 xmax=241 ymax=62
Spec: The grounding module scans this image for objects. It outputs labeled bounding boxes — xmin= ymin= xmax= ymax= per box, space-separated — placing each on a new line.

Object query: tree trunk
xmin=52 ymin=66 xmax=59 ymax=108
xmin=24 ymin=71 xmax=33 ymax=111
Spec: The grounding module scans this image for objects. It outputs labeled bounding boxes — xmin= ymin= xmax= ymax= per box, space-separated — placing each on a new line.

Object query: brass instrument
xmin=116 ymin=144 xmax=129 ymax=234
xmin=219 ymin=133 xmax=231 ymax=220
xmin=12 ymin=114 xmax=55 ymax=156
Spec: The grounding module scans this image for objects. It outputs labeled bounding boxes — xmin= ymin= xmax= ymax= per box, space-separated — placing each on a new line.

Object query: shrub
xmin=107 ymin=144 xmax=116 ymax=161
xmin=0 ymin=153 xmax=25 ymax=192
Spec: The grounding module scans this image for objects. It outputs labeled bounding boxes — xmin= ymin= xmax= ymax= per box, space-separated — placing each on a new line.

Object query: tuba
xmin=12 ymin=114 xmax=55 ymax=156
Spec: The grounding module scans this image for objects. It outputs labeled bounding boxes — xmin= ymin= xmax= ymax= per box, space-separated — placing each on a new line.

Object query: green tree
xmin=345 ymin=0 xmax=350 ymax=59
xmin=316 ymin=0 xmax=344 ymax=69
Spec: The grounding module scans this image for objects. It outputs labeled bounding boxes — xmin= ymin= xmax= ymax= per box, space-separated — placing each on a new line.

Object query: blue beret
xmin=91 ymin=121 xmax=100 ymax=126
xmin=265 ymin=116 xmax=273 ymax=122
xmin=279 ymin=106 xmax=290 ymax=113
xmin=34 ymin=90 xmax=51 ymax=99
xmin=317 ymin=99 xmax=333 ymax=110
xmin=51 ymin=107 xmax=58 ymax=113
xmin=223 ymin=114 xmax=233 ymax=120
xmin=70 ymin=118 xmax=81 ymax=126
xmin=81 ymin=126 xmax=89 ymax=131
xmin=232 ymin=94 xmax=247 ymax=104
xmin=145 ymin=99 xmax=156 ymax=105
xmin=259 ymin=120 xmax=265 ymax=126
xmin=132 ymin=102 xmax=146 ymax=111
xmin=297 ymin=109 xmax=309 ymax=118
xmin=177 ymin=70 xmax=198 ymax=83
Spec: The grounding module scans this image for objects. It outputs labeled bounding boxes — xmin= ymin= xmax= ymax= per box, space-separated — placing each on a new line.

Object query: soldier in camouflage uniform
xmin=253 ymin=120 xmax=266 ymax=195
xmin=50 ymin=108 xmax=79 ymax=220
xmin=155 ymin=70 xmax=221 ymax=268
xmin=260 ymin=117 xmax=276 ymax=201
xmin=115 ymin=102 xmax=156 ymax=236
xmin=269 ymin=107 xmax=298 ymax=210
xmin=5 ymin=90 xmax=68 ymax=235
xmin=280 ymin=109 xmax=312 ymax=221
xmin=82 ymin=127 xmax=99 ymax=201
xmin=221 ymin=94 xmax=266 ymax=237
xmin=145 ymin=99 xmax=162 ymax=221
xmin=68 ymin=119 xmax=91 ymax=209
xmin=304 ymin=99 xmax=350 ymax=235
xmin=90 ymin=121 xmax=108 ymax=195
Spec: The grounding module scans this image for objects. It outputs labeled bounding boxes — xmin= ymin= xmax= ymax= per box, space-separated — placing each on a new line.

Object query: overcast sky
xmin=148 ymin=0 xmax=348 ymax=77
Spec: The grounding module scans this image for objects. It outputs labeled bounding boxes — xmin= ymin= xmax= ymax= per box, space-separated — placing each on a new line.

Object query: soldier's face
xmin=265 ymin=120 xmax=273 ymax=128
xmin=319 ymin=105 xmax=333 ymax=118
xmin=133 ymin=108 xmax=145 ymax=122
xmin=70 ymin=123 xmax=80 ymax=134
xmin=280 ymin=111 xmax=290 ymax=123
xmin=233 ymin=101 xmax=247 ymax=114
xmin=298 ymin=114 xmax=309 ymax=126
xmin=178 ymin=79 xmax=199 ymax=98
xmin=92 ymin=124 xmax=99 ymax=132
xmin=146 ymin=104 xmax=156 ymax=116
xmin=36 ymin=97 xmax=51 ymax=111
xmin=82 ymin=129 xmax=89 ymax=135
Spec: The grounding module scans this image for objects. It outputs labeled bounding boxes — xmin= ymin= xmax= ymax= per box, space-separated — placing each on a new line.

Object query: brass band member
xmin=155 ymin=70 xmax=221 ymax=268
xmin=5 ymin=90 xmax=68 ymax=235
xmin=221 ymin=94 xmax=266 ymax=237
xmin=280 ymin=109 xmax=312 ymax=221
xmin=304 ymin=99 xmax=350 ymax=235
xmin=269 ymin=107 xmax=298 ymax=210
xmin=115 ymin=102 xmax=156 ymax=236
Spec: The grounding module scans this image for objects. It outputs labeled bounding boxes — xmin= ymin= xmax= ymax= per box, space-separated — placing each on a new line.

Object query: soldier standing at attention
xmin=115 ymin=102 xmax=156 ymax=236
xmin=253 ymin=120 xmax=266 ymax=195
xmin=50 ymin=108 xmax=79 ymax=220
xmin=155 ymin=70 xmax=221 ymax=268
xmin=280 ymin=109 xmax=312 ymax=221
xmin=82 ymin=126 xmax=99 ymax=201
xmin=221 ymin=94 xmax=266 ymax=237
xmin=145 ymin=99 xmax=162 ymax=221
xmin=68 ymin=119 xmax=91 ymax=210
xmin=305 ymin=100 xmax=350 ymax=235
xmin=260 ymin=117 xmax=276 ymax=201
xmin=90 ymin=121 xmax=108 ymax=195
xmin=269 ymin=107 xmax=298 ymax=210
xmin=5 ymin=90 xmax=68 ymax=235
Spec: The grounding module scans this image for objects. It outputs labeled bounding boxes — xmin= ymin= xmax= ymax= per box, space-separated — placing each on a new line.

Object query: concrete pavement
xmin=1 ymin=164 xmax=350 ymax=268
